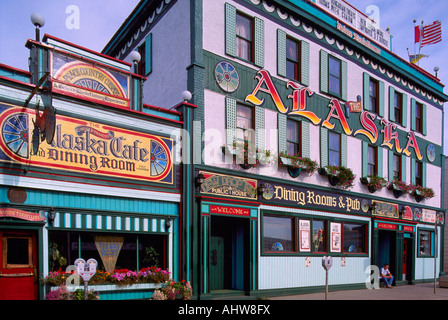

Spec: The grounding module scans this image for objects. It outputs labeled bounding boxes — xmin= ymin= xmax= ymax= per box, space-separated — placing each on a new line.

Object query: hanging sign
xmin=51 ymin=52 xmax=130 ymax=108
xmin=0 ymin=208 xmax=45 ymax=222
xmin=199 ymin=171 xmax=257 ymax=200
xmin=372 ymin=201 xmax=399 ymax=219
xmin=0 ymin=104 xmax=174 ymax=184
xmin=209 ymin=205 xmax=251 ymax=217
xmin=95 ymin=236 xmax=124 ymax=273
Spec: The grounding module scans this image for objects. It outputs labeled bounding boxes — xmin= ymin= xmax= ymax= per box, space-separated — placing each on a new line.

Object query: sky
xmin=0 ymin=0 xmax=447 ymax=152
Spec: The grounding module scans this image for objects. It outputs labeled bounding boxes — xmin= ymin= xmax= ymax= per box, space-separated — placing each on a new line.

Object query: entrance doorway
xmin=0 ymin=231 xmax=38 ymax=300
xmin=378 ymin=230 xmax=396 ymax=284
xmin=209 ymin=216 xmax=249 ymax=293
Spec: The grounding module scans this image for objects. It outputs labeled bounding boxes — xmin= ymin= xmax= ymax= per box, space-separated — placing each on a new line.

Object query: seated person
xmin=380 ymin=264 xmax=394 ymax=288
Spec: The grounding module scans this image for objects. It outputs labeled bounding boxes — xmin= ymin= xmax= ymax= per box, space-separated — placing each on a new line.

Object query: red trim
xmin=0 ymin=64 xmax=31 ymax=77
xmin=373 ymin=217 xmax=418 ymax=225
xmin=0 ymin=76 xmax=34 ymax=87
xmin=43 ymin=34 xmax=132 ymax=67
xmin=196 ymin=195 xmax=261 ymax=207
xmin=144 ymin=104 xmax=182 ymax=116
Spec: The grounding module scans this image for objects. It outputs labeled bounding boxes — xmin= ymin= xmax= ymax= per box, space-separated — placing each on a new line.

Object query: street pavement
xmin=269 ymin=282 xmax=448 ymax=300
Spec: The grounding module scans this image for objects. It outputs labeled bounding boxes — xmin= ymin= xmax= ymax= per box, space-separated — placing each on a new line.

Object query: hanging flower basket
xmin=410 ymin=185 xmax=435 ymax=202
xmin=360 ymin=176 xmax=388 ymax=193
xmin=321 ymin=165 xmax=355 ymax=190
xmin=387 ymin=179 xmax=413 ymax=199
xmin=279 ymin=152 xmax=318 ymax=178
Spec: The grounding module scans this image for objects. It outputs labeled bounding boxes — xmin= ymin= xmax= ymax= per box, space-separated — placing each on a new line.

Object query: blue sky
xmin=0 ymin=0 xmax=447 ymax=153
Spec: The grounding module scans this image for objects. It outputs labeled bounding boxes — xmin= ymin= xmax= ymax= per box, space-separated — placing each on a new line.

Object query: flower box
xmin=48 ymin=283 xmax=162 ymax=300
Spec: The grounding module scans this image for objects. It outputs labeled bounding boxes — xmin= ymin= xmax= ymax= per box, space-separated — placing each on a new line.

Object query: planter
xmin=413 ymin=190 xmax=424 ymax=203
xmin=392 ymin=189 xmax=403 ymax=199
xmin=388 ymin=183 xmax=405 ymax=199
xmin=287 ymin=166 xmax=302 ymax=178
xmin=239 ymin=163 xmax=253 ymax=170
xmin=48 ymin=283 xmax=163 ymax=300
xmin=328 ymin=174 xmax=340 ymax=186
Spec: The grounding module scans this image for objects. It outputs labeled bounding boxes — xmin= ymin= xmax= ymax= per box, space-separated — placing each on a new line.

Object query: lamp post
xmin=30 ymin=13 xmax=45 ymax=42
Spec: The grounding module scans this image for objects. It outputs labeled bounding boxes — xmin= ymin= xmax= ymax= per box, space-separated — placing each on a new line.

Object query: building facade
xmin=0 ymin=33 xmax=184 ymax=299
xmin=104 ymin=0 xmax=447 ymax=299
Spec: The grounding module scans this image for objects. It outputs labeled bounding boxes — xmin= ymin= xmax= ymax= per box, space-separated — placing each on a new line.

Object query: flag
xmin=409 ymin=54 xmax=429 ymax=64
xmin=420 ymin=20 xmax=442 ymax=48
xmin=414 ymin=25 xmax=422 ymax=43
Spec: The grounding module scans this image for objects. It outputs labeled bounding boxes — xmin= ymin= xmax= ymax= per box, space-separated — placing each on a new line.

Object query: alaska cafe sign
xmin=245 ymin=69 xmax=428 ymax=162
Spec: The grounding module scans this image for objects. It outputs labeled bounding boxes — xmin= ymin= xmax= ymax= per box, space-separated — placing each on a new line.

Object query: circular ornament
xmin=214 ymin=61 xmax=240 ymax=93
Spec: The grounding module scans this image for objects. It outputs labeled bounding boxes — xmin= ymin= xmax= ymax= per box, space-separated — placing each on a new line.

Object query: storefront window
xmin=418 ymin=230 xmax=432 ymax=256
xmin=343 ymin=223 xmax=367 ymax=254
xmin=312 ymin=220 xmax=326 ymax=253
xmin=48 ymin=231 xmax=166 ymax=272
xmin=263 ymin=215 xmax=294 ymax=252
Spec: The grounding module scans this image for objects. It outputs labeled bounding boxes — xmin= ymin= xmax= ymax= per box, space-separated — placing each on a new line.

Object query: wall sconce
xmin=195 ymin=173 xmax=205 ymax=187
xmin=257 ymin=183 xmax=266 ymax=196
xmin=165 ymin=219 xmax=172 ymax=230
xmin=369 ymin=202 xmax=377 ymax=213
xmin=400 ymin=207 xmax=407 ymax=216
xmin=48 ymin=207 xmax=56 ymax=226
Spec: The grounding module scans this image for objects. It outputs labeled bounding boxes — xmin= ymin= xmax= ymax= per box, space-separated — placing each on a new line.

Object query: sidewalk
xmin=269 ymin=283 xmax=448 ymax=300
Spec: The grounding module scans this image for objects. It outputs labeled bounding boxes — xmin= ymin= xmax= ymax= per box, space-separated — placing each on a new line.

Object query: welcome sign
xmin=0 ymin=104 xmax=173 ymax=184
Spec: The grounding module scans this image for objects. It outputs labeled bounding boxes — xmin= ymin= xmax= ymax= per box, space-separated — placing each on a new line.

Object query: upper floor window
xmin=236 ymin=104 xmax=253 ymax=142
xmin=393 ymin=153 xmax=401 ymax=180
xmin=286 ymin=37 xmax=301 ymax=81
xmin=368 ymin=145 xmax=377 ymax=176
xmin=226 ymin=3 xmax=264 ymax=67
xmin=394 ymin=92 xmax=403 ymax=125
xmin=328 ymin=131 xmax=341 ymax=167
xmin=415 ymin=160 xmax=423 ymax=186
xmin=328 ymin=56 xmax=341 ymax=97
xmin=368 ymin=78 xmax=379 ymax=113
xmin=415 ymin=101 xmax=423 ymax=134
xmin=236 ymin=13 xmax=253 ymax=62
xmin=286 ymin=119 xmax=301 ymax=156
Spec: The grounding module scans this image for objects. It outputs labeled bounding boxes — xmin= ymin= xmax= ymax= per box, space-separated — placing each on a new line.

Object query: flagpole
xmin=413 ymin=19 xmax=417 ymax=59
xmin=418 ymin=20 xmax=424 ymax=66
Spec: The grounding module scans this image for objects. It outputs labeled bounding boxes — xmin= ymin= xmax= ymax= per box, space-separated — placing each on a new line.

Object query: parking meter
xmin=74 ymin=258 xmax=98 ymax=300
xmin=322 ymin=256 xmax=333 ymax=271
xmin=322 ymin=256 xmax=332 ymax=300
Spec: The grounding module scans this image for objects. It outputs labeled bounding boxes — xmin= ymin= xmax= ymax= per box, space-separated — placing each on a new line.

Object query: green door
xmin=210 ymin=236 xmax=225 ymax=291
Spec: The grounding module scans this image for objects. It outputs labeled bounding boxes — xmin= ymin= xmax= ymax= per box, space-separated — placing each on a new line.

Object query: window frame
xmin=262 ymin=215 xmax=296 ymax=254
xmin=368 ymin=78 xmax=379 ymax=114
xmin=235 ymin=11 xmax=254 ymax=63
xmin=328 ymin=131 xmax=341 ymax=167
xmin=393 ymin=153 xmax=402 ymax=181
xmin=285 ymin=36 xmax=301 ymax=82
xmin=328 ymin=55 xmax=342 ymax=97
xmin=286 ymin=118 xmax=301 ymax=156
xmin=367 ymin=145 xmax=378 ymax=177
xmin=415 ymin=101 xmax=423 ymax=134
xmin=415 ymin=160 xmax=423 ymax=186
xmin=261 ymin=212 xmax=369 ymax=257
xmin=394 ymin=91 xmax=403 ymax=126
xmin=418 ymin=229 xmax=434 ymax=257
xmin=236 ymin=103 xmax=254 ymax=143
